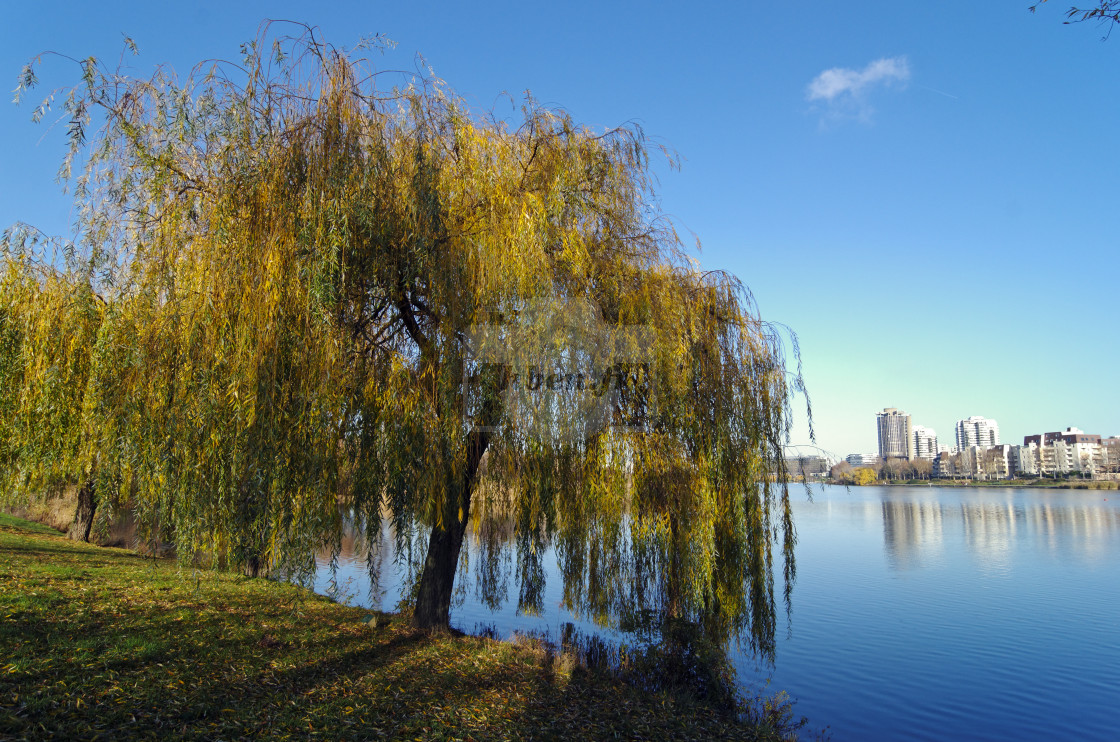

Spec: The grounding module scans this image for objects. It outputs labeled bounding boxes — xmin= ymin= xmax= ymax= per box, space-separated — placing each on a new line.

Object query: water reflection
xmin=879 ymin=489 xmax=1120 ymax=572
xmin=322 ymin=487 xmax=1120 ymax=612
xmin=314 ymin=486 xmax=1120 ymax=742
xmin=776 ymin=486 xmax=1120 ymax=742
xmin=881 ymin=499 xmax=944 ymax=569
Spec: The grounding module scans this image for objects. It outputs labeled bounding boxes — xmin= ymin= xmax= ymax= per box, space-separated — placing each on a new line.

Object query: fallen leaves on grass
xmin=0 ymin=513 xmax=801 ymax=740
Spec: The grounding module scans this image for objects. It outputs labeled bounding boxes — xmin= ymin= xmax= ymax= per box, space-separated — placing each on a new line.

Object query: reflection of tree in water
xmin=463 ymin=470 xmax=749 ymax=704
xmin=468 ymin=485 xmax=514 ymax=612
xmin=464 ymin=464 xmax=631 ymax=626
xmin=463 ymin=479 xmax=548 ymax=616
xmin=324 ymin=454 xmax=775 ymax=679
xmin=314 ymin=514 xmax=401 ymax=609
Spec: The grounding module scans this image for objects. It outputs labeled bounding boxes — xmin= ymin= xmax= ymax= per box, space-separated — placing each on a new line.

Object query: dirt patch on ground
xmin=3 ymin=483 xmax=145 ymax=549
xmin=4 ymin=483 xmax=79 ymax=534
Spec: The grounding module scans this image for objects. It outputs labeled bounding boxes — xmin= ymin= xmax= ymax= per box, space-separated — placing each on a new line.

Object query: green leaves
xmin=3 ymin=24 xmax=801 ymax=662
xmin=12 ymin=62 xmax=38 ymax=105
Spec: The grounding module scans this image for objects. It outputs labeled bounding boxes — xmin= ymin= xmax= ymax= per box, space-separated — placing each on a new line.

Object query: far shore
xmin=812 ymin=478 xmax=1118 ymax=491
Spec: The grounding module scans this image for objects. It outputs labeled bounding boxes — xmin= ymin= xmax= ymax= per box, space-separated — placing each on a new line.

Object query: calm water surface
xmin=313 ymin=485 xmax=1120 ymax=741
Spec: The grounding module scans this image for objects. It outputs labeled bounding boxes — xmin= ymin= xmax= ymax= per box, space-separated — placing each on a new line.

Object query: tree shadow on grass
xmin=0 ymin=518 xmax=797 ymax=741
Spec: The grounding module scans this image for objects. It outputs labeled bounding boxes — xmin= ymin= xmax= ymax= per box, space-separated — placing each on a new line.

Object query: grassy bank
xmin=0 ymin=514 xmax=804 ymax=741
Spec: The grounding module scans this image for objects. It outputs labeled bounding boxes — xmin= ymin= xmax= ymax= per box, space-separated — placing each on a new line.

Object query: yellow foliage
xmin=852 ymin=468 xmax=877 ymax=486
xmin=1 ymin=24 xmax=802 ymax=658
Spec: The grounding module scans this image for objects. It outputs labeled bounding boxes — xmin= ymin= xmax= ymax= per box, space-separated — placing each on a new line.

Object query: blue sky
xmin=2 ymin=1 xmax=1117 ymax=457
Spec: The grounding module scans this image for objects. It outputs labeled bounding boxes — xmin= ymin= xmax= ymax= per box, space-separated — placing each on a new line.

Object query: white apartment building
xmin=877 ymin=408 xmax=913 ymax=460
xmin=956 ymin=416 xmax=1000 ymax=450
xmin=1013 ymin=444 xmax=1039 ymax=476
xmin=912 ymin=426 xmax=939 ymax=460
xmin=1103 ymin=438 xmax=1120 ymax=474
xmin=982 ymin=444 xmax=1013 ymax=479
xmin=846 ymin=453 xmax=881 ymax=467
xmin=1015 ymin=428 xmax=1113 ymax=477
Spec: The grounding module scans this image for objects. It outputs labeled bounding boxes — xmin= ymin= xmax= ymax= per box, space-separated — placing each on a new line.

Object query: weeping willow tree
xmin=0 ymin=253 xmax=106 ymax=540
xmin=1 ymin=24 xmax=803 ymax=658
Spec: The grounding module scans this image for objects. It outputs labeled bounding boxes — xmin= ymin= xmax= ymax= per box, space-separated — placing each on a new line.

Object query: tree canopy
xmin=1 ymin=24 xmax=802 ymax=659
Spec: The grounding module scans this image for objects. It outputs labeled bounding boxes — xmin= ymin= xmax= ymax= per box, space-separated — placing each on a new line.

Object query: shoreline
xmin=817 ymin=478 xmax=1118 ymax=491
xmin=0 ymin=513 xmax=811 ymax=741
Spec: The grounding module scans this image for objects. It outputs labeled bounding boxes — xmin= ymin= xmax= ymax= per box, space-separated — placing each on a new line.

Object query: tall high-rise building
xmin=956 ymin=416 xmax=1000 ymax=450
xmin=912 ymin=426 xmax=939 ymax=460
xmin=877 ymin=408 xmax=913 ymax=460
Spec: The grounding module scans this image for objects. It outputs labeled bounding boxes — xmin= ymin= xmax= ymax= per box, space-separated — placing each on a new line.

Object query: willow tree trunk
xmin=412 ymin=431 xmax=490 ymax=630
xmin=67 ymin=480 xmax=97 ymax=542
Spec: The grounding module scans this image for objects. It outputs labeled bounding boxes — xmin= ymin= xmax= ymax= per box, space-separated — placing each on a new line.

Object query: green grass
xmin=0 ymin=513 xmax=803 ymax=740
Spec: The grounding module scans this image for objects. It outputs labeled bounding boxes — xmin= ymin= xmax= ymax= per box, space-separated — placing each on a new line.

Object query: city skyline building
xmin=1016 ymin=427 xmax=1116 ymax=477
xmin=956 ymin=416 xmax=1000 ymax=451
xmin=854 ymin=410 xmax=1118 ymax=479
xmin=877 ymin=407 xmax=913 ymax=460
xmin=1023 ymin=427 xmax=1100 ymax=447
xmin=913 ymin=425 xmax=939 ymax=460
xmin=846 ymin=453 xmax=881 ymax=467
xmin=854 ymin=410 xmax=1115 ymax=469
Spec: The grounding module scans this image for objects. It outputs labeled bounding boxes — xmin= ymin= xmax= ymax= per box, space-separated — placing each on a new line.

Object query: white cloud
xmin=806 ymin=56 xmax=910 ymax=123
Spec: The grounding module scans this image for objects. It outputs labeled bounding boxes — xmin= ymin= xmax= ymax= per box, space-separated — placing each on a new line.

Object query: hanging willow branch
xmin=0 ymin=22 xmax=805 ymax=660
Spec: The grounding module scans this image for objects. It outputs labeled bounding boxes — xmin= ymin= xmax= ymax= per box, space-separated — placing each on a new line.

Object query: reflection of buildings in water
xmin=880 ymin=495 xmax=1120 ymax=570
xmin=959 ymin=501 xmax=1015 ymax=574
xmin=1022 ymin=501 xmax=1117 ymax=562
xmin=862 ymin=501 xmax=881 ymax=531
xmin=881 ymin=498 xmax=944 ymax=570
xmin=962 ymin=498 xmax=1120 ymax=567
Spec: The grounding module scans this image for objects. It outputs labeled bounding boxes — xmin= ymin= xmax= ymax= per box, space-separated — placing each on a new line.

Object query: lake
xmin=313 ymin=484 xmax=1120 ymax=741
